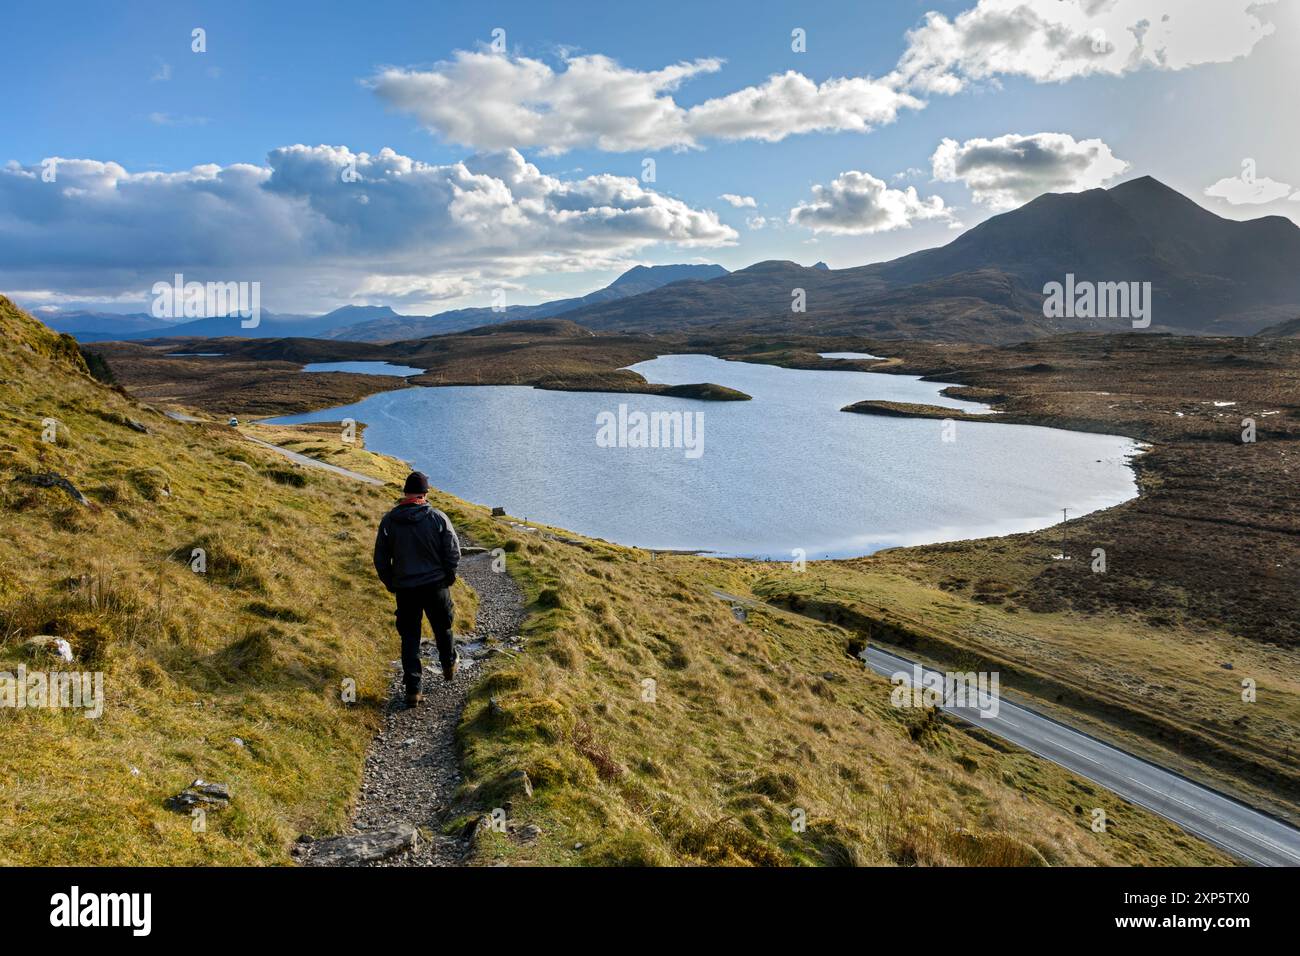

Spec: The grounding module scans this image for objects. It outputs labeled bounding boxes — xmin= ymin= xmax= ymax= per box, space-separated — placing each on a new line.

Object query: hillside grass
xmin=410 ymin=507 xmax=1230 ymax=866
xmin=765 ymin=544 xmax=1300 ymax=822
xmin=0 ymin=297 xmax=474 ymax=864
xmin=0 ymin=297 xmax=1235 ymax=865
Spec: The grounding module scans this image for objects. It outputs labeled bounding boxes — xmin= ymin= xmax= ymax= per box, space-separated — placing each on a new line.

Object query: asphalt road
xmin=862 ymin=643 xmax=1300 ymax=867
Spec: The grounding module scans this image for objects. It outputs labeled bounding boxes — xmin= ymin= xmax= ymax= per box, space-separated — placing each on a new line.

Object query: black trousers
xmin=393 ymin=583 xmax=454 ymax=691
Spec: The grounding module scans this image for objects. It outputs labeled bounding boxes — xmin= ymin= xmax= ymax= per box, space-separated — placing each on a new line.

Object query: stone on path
xmin=308 ymin=823 xmax=418 ymax=866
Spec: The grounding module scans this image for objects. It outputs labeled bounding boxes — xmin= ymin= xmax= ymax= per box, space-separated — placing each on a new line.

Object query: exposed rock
xmin=125 ymin=418 xmax=149 ymax=434
xmin=15 ymin=472 xmax=91 ymax=506
xmin=502 ymin=769 xmax=533 ymax=800
xmin=23 ymin=635 xmax=74 ymax=662
xmin=307 ymin=823 xmax=418 ymax=866
xmin=165 ymin=779 xmax=231 ymax=812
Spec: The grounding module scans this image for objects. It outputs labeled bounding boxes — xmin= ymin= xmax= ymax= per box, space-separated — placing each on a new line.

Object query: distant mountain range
xmin=319 ymin=263 xmax=729 ymax=340
xmin=41 ymin=309 xmax=317 ymax=342
xmin=37 ymin=264 xmax=730 ymax=344
xmin=32 ymin=178 xmax=1300 ymax=347
xmin=1256 ymin=316 xmax=1300 ymax=338
xmin=37 ymin=310 xmax=184 ymax=341
xmin=560 ymin=177 xmax=1300 ymax=342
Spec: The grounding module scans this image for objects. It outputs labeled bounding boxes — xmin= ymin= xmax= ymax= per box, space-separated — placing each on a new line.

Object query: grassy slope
xmin=277 ymin=435 xmax=1231 ymax=866
xmin=0 ymin=297 xmax=476 ymax=864
xmin=1 ymin=298 xmax=1230 ymax=865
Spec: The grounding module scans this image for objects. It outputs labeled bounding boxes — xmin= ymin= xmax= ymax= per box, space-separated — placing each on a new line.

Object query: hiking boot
xmin=405 ymin=688 xmax=423 ymax=708
xmin=442 ymin=652 xmax=460 ymax=682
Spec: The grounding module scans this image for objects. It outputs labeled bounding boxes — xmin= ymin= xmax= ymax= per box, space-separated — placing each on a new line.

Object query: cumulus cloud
xmin=0 ymin=147 xmax=735 ymax=313
xmin=370 ymin=51 xmax=920 ymax=153
xmin=368 ymin=7 xmax=1274 ymax=155
xmin=684 ymin=71 xmax=923 ymax=144
xmin=720 ymin=193 xmax=756 ymax=208
xmin=788 ymin=170 xmax=954 ymax=235
xmin=896 ymin=0 xmax=1277 ymax=93
xmin=1204 ymin=166 xmax=1292 ymax=205
xmin=894 ymin=0 xmax=1277 ymax=93
xmin=931 ymin=132 xmax=1129 ymax=209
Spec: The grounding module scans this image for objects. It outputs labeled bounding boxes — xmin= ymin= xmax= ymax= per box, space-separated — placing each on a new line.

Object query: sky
xmin=1 ymin=0 xmax=1298 ymax=317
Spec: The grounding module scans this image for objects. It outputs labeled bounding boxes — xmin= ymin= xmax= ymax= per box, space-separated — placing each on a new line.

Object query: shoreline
xmin=256 ymin=350 xmax=1144 ymax=562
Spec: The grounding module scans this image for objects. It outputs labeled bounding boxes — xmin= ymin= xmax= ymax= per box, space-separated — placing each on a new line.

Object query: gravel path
xmin=303 ymin=546 xmax=525 ymax=866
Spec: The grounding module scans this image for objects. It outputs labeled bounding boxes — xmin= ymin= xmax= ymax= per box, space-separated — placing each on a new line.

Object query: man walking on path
xmin=373 ymin=471 xmax=462 ymax=707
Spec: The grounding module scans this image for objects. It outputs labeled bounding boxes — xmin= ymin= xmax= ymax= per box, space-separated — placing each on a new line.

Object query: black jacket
xmin=373 ymin=502 xmax=461 ymax=591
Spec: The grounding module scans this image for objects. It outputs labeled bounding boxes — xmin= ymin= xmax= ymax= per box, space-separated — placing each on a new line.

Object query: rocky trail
xmin=301 ymin=546 xmax=526 ymax=867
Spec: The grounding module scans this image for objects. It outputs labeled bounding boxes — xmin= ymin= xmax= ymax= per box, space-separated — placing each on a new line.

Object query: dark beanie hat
xmin=403 ymin=471 xmax=430 ymax=495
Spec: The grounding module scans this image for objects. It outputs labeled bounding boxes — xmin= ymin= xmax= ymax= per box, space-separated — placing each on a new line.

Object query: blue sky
xmin=1 ymin=0 xmax=1297 ymax=316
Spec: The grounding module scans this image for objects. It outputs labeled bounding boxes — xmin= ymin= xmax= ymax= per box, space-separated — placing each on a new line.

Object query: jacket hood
xmin=390 ymin=502 xmax=435 ymax=525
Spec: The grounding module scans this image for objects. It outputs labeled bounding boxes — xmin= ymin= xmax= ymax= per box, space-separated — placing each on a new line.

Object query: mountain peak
xmin=322 ymin=304 xmax=402 ymax=320
xmin=1108 ymin=174 xmax=1172 ymax=194
xmin=609 ymin=263 xmax=728 ymax=288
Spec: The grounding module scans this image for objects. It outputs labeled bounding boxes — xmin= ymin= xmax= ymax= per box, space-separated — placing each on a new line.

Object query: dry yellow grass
xmin=746 ymin=547 xmax=1300 ymax=823
xmin=0 ymin=296 xmax=472 ymax=864
xmin=0 ymin=296 xmax=1232 ymax=866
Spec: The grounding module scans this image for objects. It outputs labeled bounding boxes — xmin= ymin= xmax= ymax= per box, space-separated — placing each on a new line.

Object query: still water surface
xmin=269 ymin=354 xmax=1140 ymax=558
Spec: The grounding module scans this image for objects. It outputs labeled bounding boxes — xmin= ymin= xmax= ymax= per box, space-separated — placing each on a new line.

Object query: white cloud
xmin=932 ymin=132 xmax=1129 ymax=209
xmin=788 ymin=170 xmax=954 ymax=235
xmin=684 ymin=71 xmax=922 ymax=144
xmin=745 ymin=215 xmax=768 ymax=230
xmin=350 ymin=274 xmax=478 ymax=307
xmin=1204 ymin=171 xmax=1292 ymax=205
xmin=895 ymin=0 xmax=1277 ymax=93
xmin=370 ymin=51 xmax=920 ymax=153
xmin=0 ymin=147 xmax=735 ymax=313
xmin=367 ymin=8 xmax=1274 ymax=156
xmin=720 ymin=193 xmax=757 ymax=208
